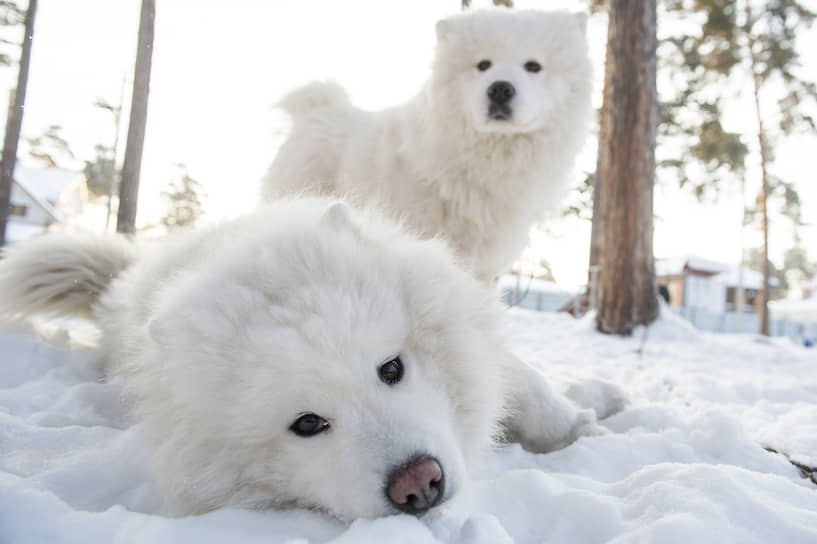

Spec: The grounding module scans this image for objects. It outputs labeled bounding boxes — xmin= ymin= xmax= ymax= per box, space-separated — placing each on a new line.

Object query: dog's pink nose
xmin=387 ymin=455 xmax=445 ymax=515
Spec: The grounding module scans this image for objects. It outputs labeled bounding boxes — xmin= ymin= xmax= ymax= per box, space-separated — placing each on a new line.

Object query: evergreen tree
xmin=25 ymin=124 xmax=74 ymax=168
xmin=160 ymin=165 xmax=204 ymax=231
xmin=782 ymin=242 xmax=817 ymax=295
xmin=90 ymin=97 xmax=124 ymax=231
xmin=0 ymin=1 xmax=23 ymax=67
xmin=83 ymin=144 xmax=116 ymax=198
xmin=585 ymin=0 xmax=815 ymax=333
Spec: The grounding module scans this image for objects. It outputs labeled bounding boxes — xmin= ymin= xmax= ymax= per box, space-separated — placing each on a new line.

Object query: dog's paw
xmin=570 ymin=408 xmax=608 ymax=440
xmin=564 ymin=378 xmax=628 ymax=420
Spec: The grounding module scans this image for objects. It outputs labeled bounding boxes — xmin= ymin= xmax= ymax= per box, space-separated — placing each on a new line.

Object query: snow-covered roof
xmin=10 ymin=165 xmax=86 ymax=225
xmin=656 ymin=256 xmax=777 ymax=288
xmin=13 ymin=164 xmax=83 ymax=204
xmin=713 ymin=267 xmax=767 ymax=290
xmin=656 ymin=255 xmax=729 ymax=276
xmin=11 ymin=174 xmax=61 ymax=223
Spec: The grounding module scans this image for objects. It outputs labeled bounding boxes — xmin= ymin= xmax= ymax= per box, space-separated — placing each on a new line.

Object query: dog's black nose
xmin=487 ymin=81 xmax=515 ymax=105
xmin=386 ymin=455 xmax=445 ymax=516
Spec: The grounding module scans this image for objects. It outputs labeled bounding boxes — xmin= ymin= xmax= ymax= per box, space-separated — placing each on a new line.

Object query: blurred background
xmin=0 ymin=0 xmax=814 ymax=339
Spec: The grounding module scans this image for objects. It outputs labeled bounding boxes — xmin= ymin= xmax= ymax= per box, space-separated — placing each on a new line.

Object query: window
xmin=8 ymin=203 xmax=27 ymax=217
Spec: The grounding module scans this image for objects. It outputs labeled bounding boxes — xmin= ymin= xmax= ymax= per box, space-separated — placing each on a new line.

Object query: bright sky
xmin=2 ymin=0 xmax=815 ymax=288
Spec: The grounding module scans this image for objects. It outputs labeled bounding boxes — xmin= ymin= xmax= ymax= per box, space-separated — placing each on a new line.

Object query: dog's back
xmin=263 ymin=82 xmax=367 ymax=200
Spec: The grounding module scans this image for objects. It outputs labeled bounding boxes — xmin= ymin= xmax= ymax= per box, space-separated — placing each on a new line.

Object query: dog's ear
xmin=435 ymin=19 xmax=453 ymax=41
xmin=321 ymin=201 xmax=358 ymax=233
xmin=574 ymin=12 xmax=588 ymax=37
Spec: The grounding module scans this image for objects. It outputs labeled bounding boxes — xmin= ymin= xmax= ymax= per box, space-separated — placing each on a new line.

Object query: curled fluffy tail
xmin=277 ymin=81 xmax=350 ymax=121
xmin=0 ymin=232 xmax=138 ymax=319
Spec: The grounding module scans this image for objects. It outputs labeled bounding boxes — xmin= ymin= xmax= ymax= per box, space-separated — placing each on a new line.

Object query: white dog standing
xmin=263 ymin=9 xmax=592 ymax=281
xmin=0 ymin=198 xmax=619 ymax=520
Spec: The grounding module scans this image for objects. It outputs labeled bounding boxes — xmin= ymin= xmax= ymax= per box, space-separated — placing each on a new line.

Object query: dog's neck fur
xmin=390 ymin=92 xmax=574 ymax=279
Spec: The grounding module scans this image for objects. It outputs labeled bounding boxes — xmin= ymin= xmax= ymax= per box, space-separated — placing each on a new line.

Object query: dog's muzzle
xmin=487 ymin=80 xmax=515 ymax=120
xmin=386 ymin=454 xmax=445 ymax=516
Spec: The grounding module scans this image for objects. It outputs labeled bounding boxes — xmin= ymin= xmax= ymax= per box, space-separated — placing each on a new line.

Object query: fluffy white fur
xmin=263 ymin=9 xmax=593 ymax=281
xmin=0 ymin=198 xmax=620 ymax=520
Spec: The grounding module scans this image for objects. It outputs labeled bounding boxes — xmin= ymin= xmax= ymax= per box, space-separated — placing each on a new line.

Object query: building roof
xmin=712 ymin=267 xmax=767 ymax=290
xmin=14 ymin=164 xmax=83 ymax=203
xmin=656 ymin=256 xmax=778 ymax=289
xmin=11 ymin=165 xmax=85 ymax=224
xmin=656 ymin=255 xmax=728 ymax=276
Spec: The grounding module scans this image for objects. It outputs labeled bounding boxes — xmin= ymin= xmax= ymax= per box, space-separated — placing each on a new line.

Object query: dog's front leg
xmin=500 ymin=355 xmax=604 ymax=453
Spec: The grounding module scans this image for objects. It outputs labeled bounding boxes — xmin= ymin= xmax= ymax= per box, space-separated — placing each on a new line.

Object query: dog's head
xmin=431 ymin=9 xmax=591 ymax=135
xmin=142 ymin=200 xmax=508 ymax=520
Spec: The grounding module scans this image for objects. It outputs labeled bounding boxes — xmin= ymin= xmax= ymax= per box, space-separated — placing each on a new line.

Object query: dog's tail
xmin=277 ymin=81 xmax=350 ymax=121
xmin=0 ymin=232 xmax=139 ymax=319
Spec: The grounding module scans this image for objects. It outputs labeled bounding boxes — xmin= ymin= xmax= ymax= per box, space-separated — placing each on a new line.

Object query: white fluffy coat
xmin=0 ymin=199 xmax=620 ymax=520
xmin=263 ymin=9 xmax=593 ymax=281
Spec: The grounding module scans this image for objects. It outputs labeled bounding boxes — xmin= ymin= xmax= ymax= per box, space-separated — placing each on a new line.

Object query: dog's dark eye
xmin=378 ymin=356 xmax=404 ymax=385
xmin=290 ymin=413 xmax=330 ymax=437
xmin=476 ymin=60 xmax=492 ymax=71
xmin=524 ymin=61 xmax=542 ymax=73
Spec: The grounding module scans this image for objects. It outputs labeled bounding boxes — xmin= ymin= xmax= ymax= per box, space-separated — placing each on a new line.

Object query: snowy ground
xmin=1 ymin=308 xmax=816 ymax=543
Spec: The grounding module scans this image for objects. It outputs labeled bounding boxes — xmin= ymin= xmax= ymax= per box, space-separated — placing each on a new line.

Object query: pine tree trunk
xmin=116 ymin=0 xmax=155 ymax=235
xmin=596 ymin=0 xmax=659 ymax=335
xmin=0 ymin=0 xmax=37 ymax=246
xmin=745 ymin=7 xmax=770 ymax=336
xmin=587 ymin=34 xmax=612 ymax=307
xmin=587 ymin=164 xmax=602 ymax=307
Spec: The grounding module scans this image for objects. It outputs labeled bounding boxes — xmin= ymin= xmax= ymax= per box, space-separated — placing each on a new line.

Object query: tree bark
xmin=745 ymin=6 xmax=770 ymax=336
xmin=587 ymin=166 xmax=602 ymax=308
xmin=596 ymin=0 xmax=659 ymax=335
xmin=0 ymin=0 xmax=37 ymax=246
xmin=116 ymin=0 xmax=155 ymax=235
xmin=587 ymin=32 xmax=611 ymax=307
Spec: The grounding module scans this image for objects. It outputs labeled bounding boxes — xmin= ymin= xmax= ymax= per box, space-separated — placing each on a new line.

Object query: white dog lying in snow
xmin=262 ymin=9 xmax=592 ymax=281
xmin=0 ymin=198 xmax=622 ymax=520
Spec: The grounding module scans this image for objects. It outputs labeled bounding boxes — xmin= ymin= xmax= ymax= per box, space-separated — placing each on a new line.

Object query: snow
xmin=771 ymin=294 xmax=817 ymax=324
xmin=2 ymin=309 xmax=816 ymax=543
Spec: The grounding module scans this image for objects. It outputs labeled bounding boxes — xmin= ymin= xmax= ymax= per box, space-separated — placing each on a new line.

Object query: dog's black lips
xmin=488 ymin=103 xmax=512 ymax=120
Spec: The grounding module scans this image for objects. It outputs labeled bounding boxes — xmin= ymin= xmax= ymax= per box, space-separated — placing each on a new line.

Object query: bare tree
xmin=595 ymin=0 xmax=659 ymax=335
xmin=0 ymin=0 xmax=36 ymax=246
xmin=116 ymin=0 xmax=154 ymax=235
